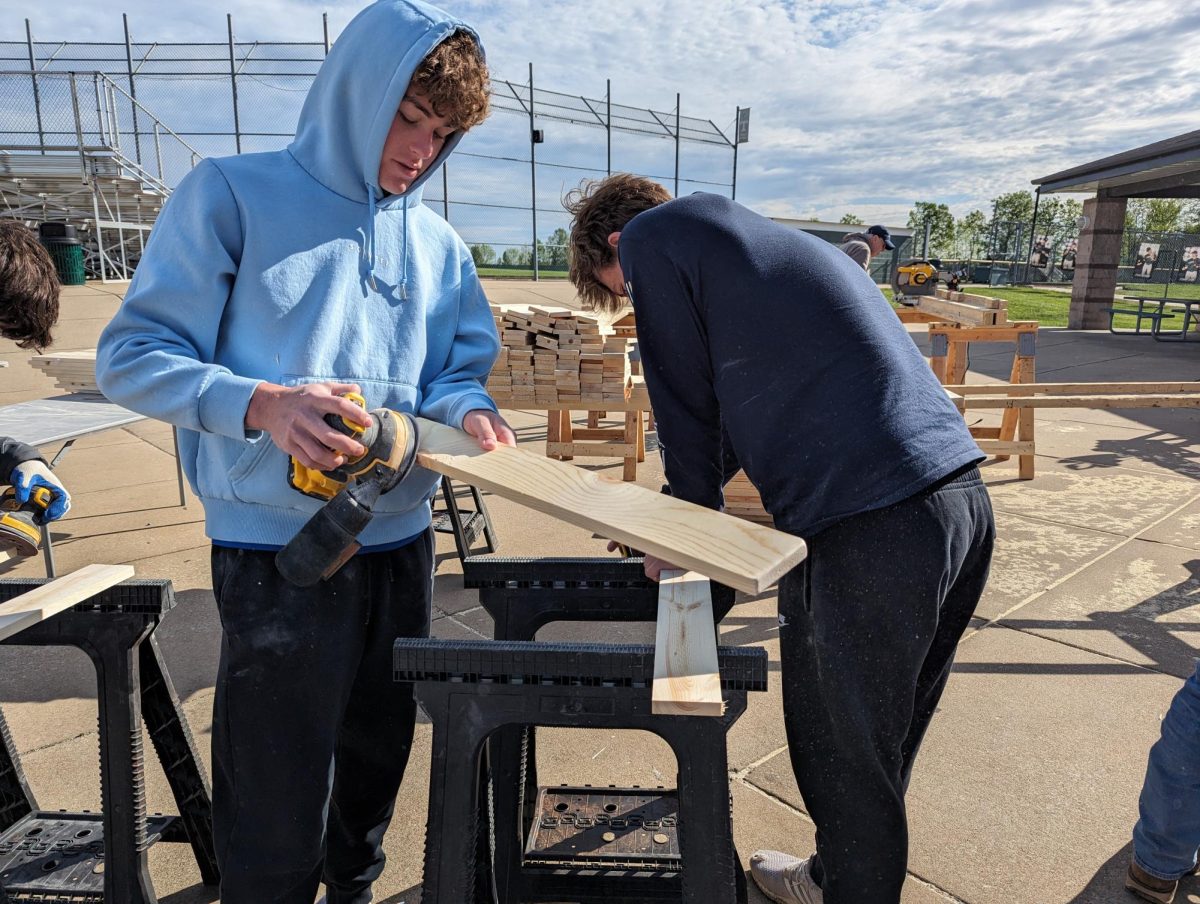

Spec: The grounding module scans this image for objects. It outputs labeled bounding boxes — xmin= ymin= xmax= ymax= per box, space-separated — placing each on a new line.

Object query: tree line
xmin=469 ymin=227 xmax=570 ymax=271
xmin=837 ymin=194 xmax=1200 ymax=261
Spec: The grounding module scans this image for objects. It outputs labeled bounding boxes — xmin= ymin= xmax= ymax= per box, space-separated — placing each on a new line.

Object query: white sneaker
xmin=749 ymin=850 xmax=823 ymax=904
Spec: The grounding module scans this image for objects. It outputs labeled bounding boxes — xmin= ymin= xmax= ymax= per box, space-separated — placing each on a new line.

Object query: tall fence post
xmin=123 ymin=14 xmax=142 ymax=165
xmin=93 ymin=72 xmax=104 ymax=146
xmin=227 ymin=14 xmax=242 ymax=153
xmin=1023 ymin=188 xmax=1041 ymax=284
xmin=674 ymin=93 xmax=680 ymax=198
xmin=69 ymin=73 xmax=86 ymax=182
xmin=25 ymin=19 xmax=45 ymax=151
xmin=732 ymin=106 xmax=740 ymax=200
xmin=442 ymin=162 xmax=449 ymax=221
xmin=606 ymin=78 xmax=611 ymax=175
xmin=529 ymin=62 xmax=538 ymax=281
xmin=322 ymin=12 xmax=330 ymax=55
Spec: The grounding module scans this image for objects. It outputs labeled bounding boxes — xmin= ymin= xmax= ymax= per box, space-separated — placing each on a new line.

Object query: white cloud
xmin=9 ymin=0 xmax=1200 ymax=228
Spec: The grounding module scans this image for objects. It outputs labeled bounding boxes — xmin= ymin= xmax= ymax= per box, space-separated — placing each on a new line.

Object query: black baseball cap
xmin=868 ymin=225 xmax=895 ymax=250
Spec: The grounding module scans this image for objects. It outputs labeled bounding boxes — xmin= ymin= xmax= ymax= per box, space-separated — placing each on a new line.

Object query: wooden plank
xmin=934 ymin=287 xmax=1006 ymax=309
xmin=915 ymin=296 xmax=998 ymax=326
xmin=927 ymin=324 xmax=1037 ymax=343
xmin=946 ymin=381 xmax=1200 ymax=396
xmin=0 ymin=564 xmax=134 ymax=643
xmin=652 ymin=569 xmax=723 ymax=717
xmin=958 ymin=394 xmax=1200 ymax=409
xmin=974 ymin=440 xmax=1036 ymax=456
xmin=414 ymin=418 xmax=806 ymax=595
xmin=894 ymin=307 xmax=950 ymax=324
xmin=545 ymin=442 xmax=636 ymax=458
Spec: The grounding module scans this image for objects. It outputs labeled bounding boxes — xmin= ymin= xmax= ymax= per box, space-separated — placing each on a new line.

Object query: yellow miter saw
xmin=891 ymin=259 xmax=941 ymax=306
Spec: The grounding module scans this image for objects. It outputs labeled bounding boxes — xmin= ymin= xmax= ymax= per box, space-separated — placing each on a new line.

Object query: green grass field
xmin=477 ymin=267 xmax=569 ymax=279
xmin=885 ymin=284 xmax=1199 ymax=329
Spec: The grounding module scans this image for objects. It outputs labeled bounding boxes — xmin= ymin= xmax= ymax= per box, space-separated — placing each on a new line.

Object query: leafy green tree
xmin=991 ymin=190 xmax=1034 ymax=224
xmin=1181 ymin=200 xmax=1200 ymax=234
xmin=906 ymin=201 xmax=955 ymax=256
xmin=988 ymin=191 xmax=1035 ymax=259
xmin=1126 ymin=199 xmax=1185 ymax=233
xmin=1036 ymin=196 xmax=1083 ymax=232
xmin=838 ymin=213 xmax=864 ymax=225
xmin=500 ymin=247 xmax=531 ymax=267
xmin=544 ymin=227 xmax=570 ymax=270
xmin=955 ymin=209 xmax=988 ymax=260
xmin=469 ymin=243 xmax=495 ymax=267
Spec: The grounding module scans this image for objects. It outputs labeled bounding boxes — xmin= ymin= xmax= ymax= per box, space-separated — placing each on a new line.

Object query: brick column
xmin=1068 ymin=193 xmax=1127 ymax=329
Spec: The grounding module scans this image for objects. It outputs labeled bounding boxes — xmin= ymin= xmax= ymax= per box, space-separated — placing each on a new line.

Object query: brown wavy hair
xmin=0 ymin=220 xmax=59 ymax=351
xmin=411 ymin=29 xmax=490 ymax=131
xmin=564 ymin=174 xmax=671 ymax=313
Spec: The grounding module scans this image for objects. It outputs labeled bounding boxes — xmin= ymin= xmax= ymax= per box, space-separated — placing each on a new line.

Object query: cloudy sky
xmin=9 ymin=0 xmax=1200 ymax=227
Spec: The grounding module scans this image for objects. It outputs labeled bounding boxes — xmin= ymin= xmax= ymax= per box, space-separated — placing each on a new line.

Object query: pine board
xmin=414 ymin=418 xmax=806 ymax=595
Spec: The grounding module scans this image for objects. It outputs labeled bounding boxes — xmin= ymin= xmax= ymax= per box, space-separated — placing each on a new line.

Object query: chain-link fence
xmin=1 ymin=16 xmax=745 ymax=278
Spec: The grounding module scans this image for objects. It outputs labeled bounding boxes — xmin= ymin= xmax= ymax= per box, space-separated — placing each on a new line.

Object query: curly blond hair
xmin=564 ymin=174 xmax=671 ymax=313
xmin=411 ymin=29 xmax=490 ymax=131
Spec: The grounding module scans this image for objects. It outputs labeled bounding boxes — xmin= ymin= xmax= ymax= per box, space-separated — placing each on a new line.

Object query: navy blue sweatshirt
xmin=619 ymin=193 xmax=983 ymax=537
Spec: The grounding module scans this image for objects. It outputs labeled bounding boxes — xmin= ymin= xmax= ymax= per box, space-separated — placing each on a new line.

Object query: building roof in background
xmin=769 ymin=217 xmax=915 ymax=238
xmin=1033 ymin=129 xmax=1200 ymax=199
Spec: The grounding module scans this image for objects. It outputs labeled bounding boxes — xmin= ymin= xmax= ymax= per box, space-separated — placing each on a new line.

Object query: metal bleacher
xmin=0 ymin=71 xmax=201 ymax=280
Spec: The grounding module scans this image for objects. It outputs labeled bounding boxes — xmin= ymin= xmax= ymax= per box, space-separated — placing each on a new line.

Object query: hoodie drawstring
xmin=400 ymin=202 xmax=409 ymax=301
xmin=365 ymin=185 xmax=379 ymax=293
xmin=364 ymin=184 xmax=409 ymax=301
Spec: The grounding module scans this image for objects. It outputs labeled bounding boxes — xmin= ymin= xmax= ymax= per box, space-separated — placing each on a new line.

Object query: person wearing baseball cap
xmin=838 ymin=224 xmax=895 ymax=270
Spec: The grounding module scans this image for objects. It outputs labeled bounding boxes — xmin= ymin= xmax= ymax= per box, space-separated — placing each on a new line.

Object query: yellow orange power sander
xmin=0 ymin=485 xmax=53 ymax=559
xmin=276 ymin=392 xmax=419 ymax=586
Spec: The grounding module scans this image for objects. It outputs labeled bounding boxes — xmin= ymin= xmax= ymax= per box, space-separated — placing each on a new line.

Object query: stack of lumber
xmin=28 ymin=349 xmax=101 ymax=394
xmin=911 ymin=287 xmax=1007 ymax=327
xmin=723 ymin=471 xmax=772 ymax=526
xmin=488 ymin=305 xmax=632 ymax=406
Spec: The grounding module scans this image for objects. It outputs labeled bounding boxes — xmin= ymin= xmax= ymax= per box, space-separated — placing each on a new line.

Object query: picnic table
xmin=1108 ymin=296 xmax=1200 ymax=340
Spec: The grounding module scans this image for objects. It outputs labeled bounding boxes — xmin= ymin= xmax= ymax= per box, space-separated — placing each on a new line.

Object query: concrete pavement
xmin=1 ymin=279 xmax=1198 ymax=903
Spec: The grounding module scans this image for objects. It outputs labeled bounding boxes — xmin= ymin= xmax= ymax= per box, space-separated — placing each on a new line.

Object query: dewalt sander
xmin=0 ymin=484 xmax=53 ymax=559
xmin=274 ymin=392 xmax=419 ymax=587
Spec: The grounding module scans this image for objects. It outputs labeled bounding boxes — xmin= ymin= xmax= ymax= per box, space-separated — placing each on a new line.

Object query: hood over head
xmin=289 ymin=0 xmax=481 ymax=210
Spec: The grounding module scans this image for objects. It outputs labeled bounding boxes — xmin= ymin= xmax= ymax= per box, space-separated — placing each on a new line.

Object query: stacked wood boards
xmin=488 ymin=305 xmax=632 ymax=406
xmin=29 ymin=349 xmax=101 ymax=394
xmin=912 ymin=287 xmax=1007 ymax=327
xmin=723 ymin=470 xmax=772 ymax=526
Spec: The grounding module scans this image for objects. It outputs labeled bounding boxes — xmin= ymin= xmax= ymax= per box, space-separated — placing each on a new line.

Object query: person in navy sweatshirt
xmin=566 ymin=174 xmax=995 ymax=904
xmin=96 ymin=3 xmax=511 ymax=901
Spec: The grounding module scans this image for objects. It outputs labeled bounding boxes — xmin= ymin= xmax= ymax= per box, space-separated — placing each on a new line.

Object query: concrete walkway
xmin=1 ymin=280 xmax=1198 ymax=903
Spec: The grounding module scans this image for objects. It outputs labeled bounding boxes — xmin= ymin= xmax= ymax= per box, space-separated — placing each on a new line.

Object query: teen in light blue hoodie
xmin=96 ymin=3 xmax=509 ymax=901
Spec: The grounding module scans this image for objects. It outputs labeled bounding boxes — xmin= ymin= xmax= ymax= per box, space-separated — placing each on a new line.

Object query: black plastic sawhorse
xmin=432 ymin=477 xmax=499 ymax=560
xmin=433 ymin=556 xmax=749 ymax=903
xmin=0 ymin=578 xmax=217 ymax=903
xmin=395 ymin=637 xmax=766 ymax=904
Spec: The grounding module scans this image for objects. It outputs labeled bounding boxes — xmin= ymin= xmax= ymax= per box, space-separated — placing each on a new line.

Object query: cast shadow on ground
xmin=1059 ymin=431 xmax=1200 ymax=480
xmin=965 ymin=559 xmax=1200 ymax=680
xmin=160 ymin=885 xmax=218 ymax=904
xmin=0 ymin=588 xmax=220 ymax=707
xmin=1065 ymin=843 xmax=1200 ymax=904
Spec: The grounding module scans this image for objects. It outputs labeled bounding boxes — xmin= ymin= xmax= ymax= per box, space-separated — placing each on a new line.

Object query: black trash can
xmin=38 ymin=222 xmax=86 ymax=286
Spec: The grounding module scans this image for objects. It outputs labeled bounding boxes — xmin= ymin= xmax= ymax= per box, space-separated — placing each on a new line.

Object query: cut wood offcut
xmin=652 ymin=569 xmax=722 ymax=716
xmin=414 ymin=418 xmax=807 ymax=595
xmin=0 ymin=563 xmax=134 ymax=642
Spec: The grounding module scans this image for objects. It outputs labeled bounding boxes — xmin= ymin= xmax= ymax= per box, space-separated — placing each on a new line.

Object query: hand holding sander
xmin=275 ymin=392 xmax=419 ymax=587
xmin=0 ymin=484 xmax=54 ymax=559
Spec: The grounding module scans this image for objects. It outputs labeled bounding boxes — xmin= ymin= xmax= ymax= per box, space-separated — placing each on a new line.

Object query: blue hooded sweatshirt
xmin=96 ymin=0 xmax=499 ymax=550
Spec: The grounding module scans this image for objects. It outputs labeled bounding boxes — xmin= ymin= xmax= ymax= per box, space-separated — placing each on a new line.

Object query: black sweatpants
xmin=209 ymin=530 xmax=433 ymax=904
xmin=778 ymin=467 xmax=994 ymax=904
